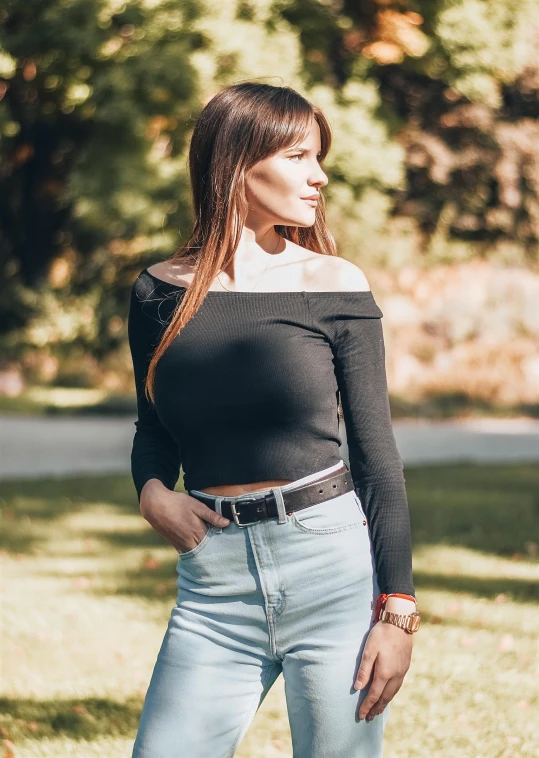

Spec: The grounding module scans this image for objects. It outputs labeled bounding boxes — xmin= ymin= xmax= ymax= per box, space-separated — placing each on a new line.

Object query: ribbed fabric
xmin=127 ymin=267 xmax=415 ymax=596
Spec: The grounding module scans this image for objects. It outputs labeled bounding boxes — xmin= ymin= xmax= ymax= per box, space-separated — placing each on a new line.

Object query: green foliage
xmin=435 ymin=0 xmax=535 ymax=105
xmin=0 ymin=0 xmax=204 ymax=359
xmin=278 ymin=0 xmax=539 ymax=258
xmin=0 ymin=0 xmax=538 ymax=379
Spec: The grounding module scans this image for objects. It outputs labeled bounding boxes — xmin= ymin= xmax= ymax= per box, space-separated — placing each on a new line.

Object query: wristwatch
xmin=378 ymin=607 xmax=421 ymax=633
xmin=375 ymin=593 xmax=421 ymax=633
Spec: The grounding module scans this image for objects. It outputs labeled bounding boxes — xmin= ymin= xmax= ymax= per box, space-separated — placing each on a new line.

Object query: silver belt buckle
xmin=230 ymin=496 xmax=261 ymax=527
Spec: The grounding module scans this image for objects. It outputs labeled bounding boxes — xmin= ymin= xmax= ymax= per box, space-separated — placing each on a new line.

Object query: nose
xmin=310 ymin=165 xmax=328 ymax=190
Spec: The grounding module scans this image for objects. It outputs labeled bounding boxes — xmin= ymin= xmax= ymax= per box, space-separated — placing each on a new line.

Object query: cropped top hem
xmin=128 ymin=267 xmax=414 ymax=595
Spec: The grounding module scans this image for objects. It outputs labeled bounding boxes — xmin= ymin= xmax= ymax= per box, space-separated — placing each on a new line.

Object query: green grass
xmin=1 ymin=464 xmax=538 ymax=757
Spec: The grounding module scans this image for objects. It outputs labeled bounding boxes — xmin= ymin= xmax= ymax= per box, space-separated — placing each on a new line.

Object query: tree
xmin=274 ymin=0 xmax=539 ymax=260
xmin=0 ymin=0 xmax=203 ymax=359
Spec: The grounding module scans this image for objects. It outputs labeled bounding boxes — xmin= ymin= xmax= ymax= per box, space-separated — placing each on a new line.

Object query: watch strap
xmin=374 ymin=592 xmax=416 ymax=618
xmin=379 ymin=608 xmax=421 ymax=633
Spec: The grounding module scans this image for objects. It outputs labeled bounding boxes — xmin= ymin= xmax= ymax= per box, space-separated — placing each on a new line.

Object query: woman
xmin=128 ymin=81 xmax=419 ymax=758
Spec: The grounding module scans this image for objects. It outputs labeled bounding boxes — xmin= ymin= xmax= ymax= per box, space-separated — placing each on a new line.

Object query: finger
xmin=366 ymin=678 xmax=402 ymax=722
xmin=358 ymin=673 xmax=388 ymax=721
xmin=354 ymin=647 xmax=376 ymax=692
xmin=191 ymin=500 xmax=230 ymax=528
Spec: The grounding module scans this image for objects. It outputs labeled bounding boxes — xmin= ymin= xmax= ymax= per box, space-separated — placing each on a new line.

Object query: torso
xmin=146 ymin=240 xmax=369 ymax=497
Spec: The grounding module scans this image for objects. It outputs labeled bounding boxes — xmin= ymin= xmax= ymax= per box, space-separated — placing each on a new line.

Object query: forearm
xmin=356 ymin=466 xmax=415 ymax=596
xmin=139 ymin=478 xmax=173 ymax=519
xmin=335 ymin=315 xmax=415 ymax=597
xmin=131 ymin=421 xmax=181 ymax=504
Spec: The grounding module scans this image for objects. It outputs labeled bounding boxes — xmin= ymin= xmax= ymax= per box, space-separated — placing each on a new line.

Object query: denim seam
xmin=352 ymin=491 xmax=367 ymax=520
xmin=224 ymin=662 xmax=281 ymax=758
xmin=268 ymin=550 xmax=287 ymax=620
xmin=267 ymin=608 xmax=282 ymax=661
xmin=247 ymin=532 xmax=282 ymax=662
xmin=291 ymin=516 xmax=364 ymax=535
xmin=263 ymin=521 xmax=288 ymax=620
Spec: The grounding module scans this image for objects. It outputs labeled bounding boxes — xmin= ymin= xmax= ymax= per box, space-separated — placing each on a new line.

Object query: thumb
xmin=354 ymin=649 xmax=375 ymax=691
xmin=191 ymin=499 xmax=230 ymax=528
xmin=207 ymin=510 xmax=230 ymax=527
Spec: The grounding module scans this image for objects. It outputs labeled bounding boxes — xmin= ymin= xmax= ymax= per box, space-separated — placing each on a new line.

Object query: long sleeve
xmin=309 ymin=291 xmax=415 ymax=596
xmin=127 ymin=275 xmax=181 ymax=503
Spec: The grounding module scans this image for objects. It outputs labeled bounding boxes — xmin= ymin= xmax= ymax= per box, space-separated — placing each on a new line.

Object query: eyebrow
xmin=285 ymin=146 xmax=321 ymax=155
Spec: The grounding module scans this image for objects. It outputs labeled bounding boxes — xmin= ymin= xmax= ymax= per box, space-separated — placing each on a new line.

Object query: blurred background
xmin=0 ymin=1 xmax=538 ymax=757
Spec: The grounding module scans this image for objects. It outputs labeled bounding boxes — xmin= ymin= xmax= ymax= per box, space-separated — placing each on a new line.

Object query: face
xmin=244 ymin=117 xmax=329 ymax=228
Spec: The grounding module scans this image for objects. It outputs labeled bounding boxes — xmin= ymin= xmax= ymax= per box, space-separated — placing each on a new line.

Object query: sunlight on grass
xmin=1 ymin=465 xmax=538 ymax=757
xmin=24 ymin=387 xmax=109 ymax=408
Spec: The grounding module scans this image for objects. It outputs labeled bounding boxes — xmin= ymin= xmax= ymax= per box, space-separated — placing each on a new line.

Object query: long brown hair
xmin=144 ymin=81 xmax=338 ymax=404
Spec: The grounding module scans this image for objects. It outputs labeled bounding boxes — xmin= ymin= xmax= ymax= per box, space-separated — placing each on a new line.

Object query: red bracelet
xmin=374 ymin=593 xmax=416 ymax=618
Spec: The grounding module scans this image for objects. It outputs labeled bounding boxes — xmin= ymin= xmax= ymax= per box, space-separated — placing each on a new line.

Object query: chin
xmin=278 ymin=214 xmax=316 ymax=228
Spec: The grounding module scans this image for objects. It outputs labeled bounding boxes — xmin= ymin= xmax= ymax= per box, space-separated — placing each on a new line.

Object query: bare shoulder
xmin=299 ymin=248 xmax=371 ymax=292
xmin=146 ymin=259 xmax=194 ymax=287
xmin=324 ymin=256 xmax=371 ymax=292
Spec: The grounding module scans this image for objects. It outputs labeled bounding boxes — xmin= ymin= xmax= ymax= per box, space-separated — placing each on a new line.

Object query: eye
xmin=288 ymin=151 xmax=323 ymax=162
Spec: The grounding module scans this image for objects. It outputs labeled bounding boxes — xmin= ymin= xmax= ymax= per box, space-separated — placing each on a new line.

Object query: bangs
xmin=243 ymin=88 xmax=332 ymax=166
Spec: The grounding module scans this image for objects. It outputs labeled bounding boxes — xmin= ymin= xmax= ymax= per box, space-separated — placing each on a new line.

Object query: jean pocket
xmin=291 ymin=490 xmax=365 ymax=534
xmin=177 ymin=525 xmax=214 ymax=559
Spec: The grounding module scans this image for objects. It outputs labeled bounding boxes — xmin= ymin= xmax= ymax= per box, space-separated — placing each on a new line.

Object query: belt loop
xmin=272 ymin=486 xmax=287 ymax=524
xmin=214 ymin=496 xmax=224 ymax=533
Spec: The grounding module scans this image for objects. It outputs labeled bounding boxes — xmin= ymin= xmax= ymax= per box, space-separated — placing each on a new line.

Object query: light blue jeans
xmin=131 ymin=460 xmax=389 ymax=758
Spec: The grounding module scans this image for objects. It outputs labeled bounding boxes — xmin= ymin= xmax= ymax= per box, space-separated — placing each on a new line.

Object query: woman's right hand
xmin=139 ymin=479 xmax=230 ymax=554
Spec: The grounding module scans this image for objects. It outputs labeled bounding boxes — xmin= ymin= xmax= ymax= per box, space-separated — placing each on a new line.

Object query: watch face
xmin=407 ymin=613 xmax=421 ymax=632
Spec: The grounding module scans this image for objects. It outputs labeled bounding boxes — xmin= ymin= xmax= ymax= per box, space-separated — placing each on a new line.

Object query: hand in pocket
xmin=139 ymin=483 xmax=230 ymax=553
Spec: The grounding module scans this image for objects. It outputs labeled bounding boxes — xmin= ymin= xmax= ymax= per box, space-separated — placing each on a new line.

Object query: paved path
xmin=1 ymin=415 xmax=538 ymax=481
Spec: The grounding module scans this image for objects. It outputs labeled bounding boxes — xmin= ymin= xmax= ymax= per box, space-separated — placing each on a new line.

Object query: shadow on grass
xmin=0 ymin=695 xmax=142 ymax=742
xmin=0 ymin=473 xmax=138 ymax=515
xmin=110 ymin=554 xmax=180 ymax=600
xmin=0 ymin=473 xmax=182 ymax=555
xmin=88 ymin=527 xmax=172 ymax=550
xmin=2 ymin=465 xmax=539 ymax=598
xmin=405 ymin=463 xmax=539 ymax=558
xmin=85 ymin=526 xmax=204 ymax=601
xmin=415 ymin=570 xmax=539 ymax=604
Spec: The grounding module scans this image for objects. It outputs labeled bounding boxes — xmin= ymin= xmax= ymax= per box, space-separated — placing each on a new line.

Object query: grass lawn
xmin=1 ymin=464 xmax=538 ymax=757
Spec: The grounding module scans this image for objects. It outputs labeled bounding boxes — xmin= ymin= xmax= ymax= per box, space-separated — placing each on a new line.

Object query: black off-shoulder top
xmin=127 ymin=267 xmax=414 ymax=596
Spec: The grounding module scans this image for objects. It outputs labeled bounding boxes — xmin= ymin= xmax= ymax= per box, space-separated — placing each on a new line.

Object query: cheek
xmin=247 ymin=164 xmax=300 ymax=204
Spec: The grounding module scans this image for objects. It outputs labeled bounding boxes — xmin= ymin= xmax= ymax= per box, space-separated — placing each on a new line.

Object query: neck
xmin=220 ymin=225 xmax=286 ymax=289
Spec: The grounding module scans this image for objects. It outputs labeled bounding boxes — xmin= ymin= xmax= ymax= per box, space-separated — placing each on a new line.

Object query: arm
xmin=333 ymin=307 xmax=415 ymax=598
xmin=127 ymin=277 xmax=181 ymax=504
xmin=330 ymin=296 xmax=417 ymax=719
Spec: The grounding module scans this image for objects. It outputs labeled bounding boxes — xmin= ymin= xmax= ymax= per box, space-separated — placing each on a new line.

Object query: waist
xmin=189 ymin=459 xmax=347 ymax=502
xmin=189 ymin=460 xmax=352 ymax=528
xmin=179 ymin=436 xmax=346 ymax=494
